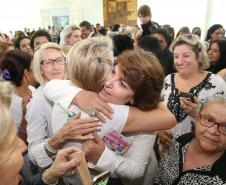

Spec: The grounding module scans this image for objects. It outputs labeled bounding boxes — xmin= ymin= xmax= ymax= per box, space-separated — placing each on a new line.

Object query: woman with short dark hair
xmin=30 ymin=30 xmax=51 ymax=51
xmin=137 ymin=4 xmax=159 ymax=37
xmin=205 ymin=24 xmax=225 ymax=50
xmin=14 ymin=36 xmax=33 ymax=56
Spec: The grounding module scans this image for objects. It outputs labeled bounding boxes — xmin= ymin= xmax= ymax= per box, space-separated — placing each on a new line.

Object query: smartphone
xmin=180 ymin=92 xmax=194 ymax=103
xmin=93 ymin=171 xmax=110 ymax=185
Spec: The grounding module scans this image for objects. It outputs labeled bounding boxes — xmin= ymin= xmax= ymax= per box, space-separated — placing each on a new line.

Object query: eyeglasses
xmin=41 ymin=57 xmax=66 ymax=68
xmin=199 ymin=114 xmax=226 ymax=135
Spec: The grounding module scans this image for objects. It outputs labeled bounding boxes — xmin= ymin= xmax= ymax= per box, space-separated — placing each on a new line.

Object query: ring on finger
xmin=87 ymin=108 xmax=97 ymax=116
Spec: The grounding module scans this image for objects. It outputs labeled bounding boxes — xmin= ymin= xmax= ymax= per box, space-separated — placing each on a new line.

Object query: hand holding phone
xmin=180 ymin=92 xmax=195 ymax=103
xmin=93 ymin=171 xmax=110 ymax=185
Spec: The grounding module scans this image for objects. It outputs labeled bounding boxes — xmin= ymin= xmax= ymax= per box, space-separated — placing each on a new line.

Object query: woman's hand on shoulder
xmin=73 ymin=90 xmax=114 ymax=122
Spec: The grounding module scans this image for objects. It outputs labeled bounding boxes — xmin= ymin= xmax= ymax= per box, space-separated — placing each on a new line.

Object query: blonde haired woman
xmin=0 ymin=81 xmax=83 ymax=185
xmin=31 ymin=42 xmax=66 ymax=85
xmin=67 ymin=35 xmax=114 ymax=92
xmin=59 ymin=25 xmax=82 ymax=54
xmin=26 ymin=42 xmax=100 ymax=169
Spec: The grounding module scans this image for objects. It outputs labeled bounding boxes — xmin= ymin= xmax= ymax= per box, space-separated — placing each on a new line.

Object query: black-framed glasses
xmin=198 ymin=113 xmax=226 ymax=135
xmin=41 ymin=57 xmax=66 ymax=68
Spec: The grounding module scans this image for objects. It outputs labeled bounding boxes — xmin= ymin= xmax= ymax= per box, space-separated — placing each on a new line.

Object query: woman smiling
xmin=158 ymin=34 xmax=226 ymax=151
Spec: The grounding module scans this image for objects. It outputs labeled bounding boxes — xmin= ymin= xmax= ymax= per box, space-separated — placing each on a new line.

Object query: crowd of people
xmin=1 ymin=3 xmax=226 ymax=185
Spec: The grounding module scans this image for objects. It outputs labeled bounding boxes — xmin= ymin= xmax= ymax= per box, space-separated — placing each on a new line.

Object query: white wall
xmin=204 ymin=0 xmax=226 ymax=30
xmin=0 ymin=0 xmax=103 ymax=34
xmin=0 ymin=0 xmax=42 ymax=33
xmin=137 ymin=0 xmax=207 ymax=31
xmin=137 ymin=0 xmax=226 ymax=39
xmin=1 ymin=0 xmax=226 ymax=39
xmin=39 ymin=0 xmax=103 ymax=27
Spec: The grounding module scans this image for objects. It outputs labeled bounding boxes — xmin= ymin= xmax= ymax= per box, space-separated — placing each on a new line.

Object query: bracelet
xmin=44 ymin=139 xmax=58 ymax=155
xmin=42 ymin=169 xmax=58 ymax=185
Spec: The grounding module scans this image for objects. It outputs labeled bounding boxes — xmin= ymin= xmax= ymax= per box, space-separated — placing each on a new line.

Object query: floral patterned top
xmin=161 ymin=72 xmax=226 ymax=137
xmin=154 ymin=132 xmax=226 ymax=185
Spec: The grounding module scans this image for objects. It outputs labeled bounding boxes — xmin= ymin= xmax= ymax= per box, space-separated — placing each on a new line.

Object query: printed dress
xmin=161 ymin=72 xmax=226 ymax=137
xmin=154 ymin=132 xmax=226 ymax=185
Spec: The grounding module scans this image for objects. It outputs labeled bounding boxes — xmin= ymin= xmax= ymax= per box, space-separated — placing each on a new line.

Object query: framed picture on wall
xmin=52 ymin=16 xmax=69 ymax=28
xmin=103 ymin=0 xmax=137 ymax=27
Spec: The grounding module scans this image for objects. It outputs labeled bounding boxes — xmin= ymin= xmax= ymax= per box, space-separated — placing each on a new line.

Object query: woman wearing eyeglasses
xmin=25 ymin=42 xmax=102 ymax=169
xmin=155 ymin=94 xmax=226 ymax=184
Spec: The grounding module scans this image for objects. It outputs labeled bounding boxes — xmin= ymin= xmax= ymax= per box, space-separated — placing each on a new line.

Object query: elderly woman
xmin=158 ymin=34 xmax=226 ymax=150
xmin=155 ymin=94 xmax=226 ymax=184
xmin=0 ymin=81 xmax=82 ymax=185
xmin=59 ymin=25 xmax=82 ymax=54
xmin=26 ymin=42 xmax=101 ymax=169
